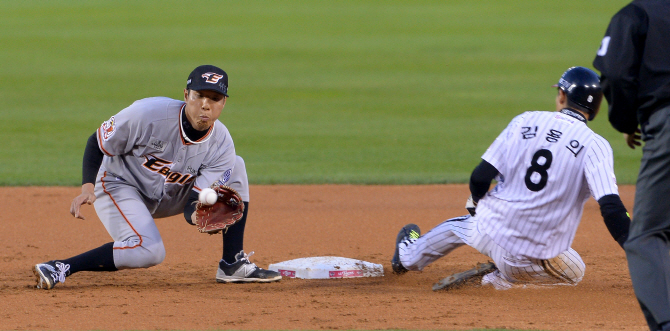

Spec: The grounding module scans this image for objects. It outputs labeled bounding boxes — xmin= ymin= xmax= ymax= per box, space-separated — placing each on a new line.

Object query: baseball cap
xmin=186 ymin=65 xmax=229 ymax=97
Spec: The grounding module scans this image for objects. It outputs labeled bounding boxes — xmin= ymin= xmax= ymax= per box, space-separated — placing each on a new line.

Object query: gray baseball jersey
xmin=92 ymin=96 xmax=240 ymax=268
xmin=96 ymin=96 xmax=236 ymax=217
xmin=477 ymin=110 xmax=618 ymax=259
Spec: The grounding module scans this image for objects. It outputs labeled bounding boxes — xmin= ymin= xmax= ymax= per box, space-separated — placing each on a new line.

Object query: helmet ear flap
xmin=588 ymin=106 xmax=600 ymax=121
xmin=585 ymin=87 xmax=603 ymax=121
xmin=588 ymin=111 xmax=595 ymax=121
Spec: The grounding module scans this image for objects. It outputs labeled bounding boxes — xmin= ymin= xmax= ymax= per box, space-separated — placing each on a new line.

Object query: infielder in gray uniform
xmin=392 ymin=67 xmax=631 ymax=290
xmin=33 ymin=65 xmax=280 ymax=290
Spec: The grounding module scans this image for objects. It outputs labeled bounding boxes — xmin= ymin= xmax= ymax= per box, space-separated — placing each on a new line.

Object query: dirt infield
xmin=1 ymin=185 xmax=647 ymax=330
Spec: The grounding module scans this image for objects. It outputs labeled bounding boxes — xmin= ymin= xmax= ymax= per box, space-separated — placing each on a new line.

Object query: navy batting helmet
xmin=553 ymin=66 xmax=603 ymax=120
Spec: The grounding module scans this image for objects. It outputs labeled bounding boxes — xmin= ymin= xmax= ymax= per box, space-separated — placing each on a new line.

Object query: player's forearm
xmin=183 ymin=190 xmax=199 ymax=224
xmin=82 ymin=132 xmax=104 ymax=185
xmin=81 ymin=183 xmax=94 ymax=194
xmin=469 ymin=160 xmax=498 ymax=202
xmin=598 ymin=194 xmax=631 ymax=248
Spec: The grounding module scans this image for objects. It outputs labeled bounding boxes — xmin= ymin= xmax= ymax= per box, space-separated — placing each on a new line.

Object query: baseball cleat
xmin=391 ymin=224 xmax=421 ymax=275
xmin=216 ymin=250 xmax=281 ymax=283
xmin=432 ymin=261 xmax=497 ymax=291
xmin=33 ymin=261 xmax=70 ymax=290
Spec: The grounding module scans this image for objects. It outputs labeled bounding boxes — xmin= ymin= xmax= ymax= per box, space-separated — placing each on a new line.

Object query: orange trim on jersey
xmin=179 ymin=103 xmax=214 ymax=145
xmin=96 ymin=127 xmax=114 ymax=156
xmin=101 ymin=171 xmax=143 ymax=250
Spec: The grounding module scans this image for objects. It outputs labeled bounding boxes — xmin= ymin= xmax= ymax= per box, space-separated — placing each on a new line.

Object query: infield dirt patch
xmin=1 ymin=185 xmax=647 ymax=330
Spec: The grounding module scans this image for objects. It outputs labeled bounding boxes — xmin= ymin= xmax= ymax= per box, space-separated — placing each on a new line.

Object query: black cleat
xmin=391 ymin=224 xmax=421 ymax=275
xmin=33 ymin=260 xmax=70 ymax=290
xmin=216 ymin=251 xmax=281 ymax=283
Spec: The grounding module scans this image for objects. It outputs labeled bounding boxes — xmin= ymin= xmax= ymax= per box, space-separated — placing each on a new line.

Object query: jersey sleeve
xmin=95 ymin=101 xmax=147 ymax=156
xmin=481 ymin=113 xmax=525 ymax=171
xmin=192 ymin=126 xmax=237 ymax=192
xmin=584 ymin=136 xmax=619 ymax=200
xmin=592 ymin=4 xmax=647 ymax=134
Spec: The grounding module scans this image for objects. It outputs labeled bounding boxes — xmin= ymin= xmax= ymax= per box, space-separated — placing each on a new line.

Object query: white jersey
xmin=476 ymin=109 xmax=618 ymax=259
xmin=96 ymin=97 xmax=236 ymax=215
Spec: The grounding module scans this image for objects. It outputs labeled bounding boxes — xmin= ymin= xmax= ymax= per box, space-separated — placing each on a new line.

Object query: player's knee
xmin=549 ymin=250 xmax=586 ymax=283
xmin=133 ymin=240 xmax=165 ymax=268
xmin=567 ymin=261 xmax=585 ymax=283
xmin=145 ymin=241 xmax=166 ymax=266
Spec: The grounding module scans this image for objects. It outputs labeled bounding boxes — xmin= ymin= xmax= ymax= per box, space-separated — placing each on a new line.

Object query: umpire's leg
xmin=625 ymin=106 xmax=670 ymax=330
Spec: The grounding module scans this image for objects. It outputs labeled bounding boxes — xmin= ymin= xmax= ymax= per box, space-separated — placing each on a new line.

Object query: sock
xmin=222 ymin=201 xmax=248 ymax=264
xmin=60 ymin=242 xmax=118 ymax=275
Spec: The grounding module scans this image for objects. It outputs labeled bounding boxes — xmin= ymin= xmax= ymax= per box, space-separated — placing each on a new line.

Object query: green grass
xmin=0 ymin=0 xmax=637 ymax=185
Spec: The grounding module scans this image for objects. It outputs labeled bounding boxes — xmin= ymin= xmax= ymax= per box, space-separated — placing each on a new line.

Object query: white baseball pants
xmin=398 ymin=215 xmax=585 ymax=289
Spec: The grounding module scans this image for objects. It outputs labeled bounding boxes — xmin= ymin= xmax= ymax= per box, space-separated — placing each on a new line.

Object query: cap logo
xmin=201 ymin=72 xmax=224 ymax=84
xmin=587 ymin=95 xmax=593 ymax=103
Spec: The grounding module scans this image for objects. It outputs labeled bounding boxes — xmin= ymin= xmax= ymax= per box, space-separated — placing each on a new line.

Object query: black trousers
xmin=625 ymin=105 xmax=670 ymax=330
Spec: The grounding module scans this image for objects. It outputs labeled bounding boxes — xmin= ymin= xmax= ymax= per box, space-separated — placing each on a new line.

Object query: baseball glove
xmin=194 ymin=185 xmax=245 ymax=234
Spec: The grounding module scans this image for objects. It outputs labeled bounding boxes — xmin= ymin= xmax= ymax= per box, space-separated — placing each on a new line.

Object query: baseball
xmin=199 ymin=188 xmax=218 ymax=205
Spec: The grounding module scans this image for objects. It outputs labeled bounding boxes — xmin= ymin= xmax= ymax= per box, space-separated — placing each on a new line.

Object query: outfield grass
xmin=0 ymin=0 xmax=636 ymax=185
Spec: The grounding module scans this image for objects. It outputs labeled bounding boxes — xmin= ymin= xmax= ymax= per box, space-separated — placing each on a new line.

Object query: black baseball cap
xmin=186 ymin=65 xmax=229 ymax=97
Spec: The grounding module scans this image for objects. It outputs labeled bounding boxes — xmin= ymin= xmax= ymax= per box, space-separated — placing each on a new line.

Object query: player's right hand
xmin=465 ymin=195 xmax=478 ymax=216
xmin=624 ymin=129 xmax=641 ymax=149
xmin=70 ymin=183 xmax=96 ymax=220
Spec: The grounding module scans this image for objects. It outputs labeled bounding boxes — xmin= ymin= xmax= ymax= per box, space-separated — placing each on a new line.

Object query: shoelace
xmin=402 ymin=230 xmax=420 ymax=246
xmin=238 ymin=251 xmax=260 ymax=268
xmin=238 ymin=251 xmax=255 ymax=263
xmin=50 ymin=262 xmax=70 ymax=284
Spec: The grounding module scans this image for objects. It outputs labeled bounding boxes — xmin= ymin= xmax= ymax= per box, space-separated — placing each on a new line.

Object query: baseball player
xmin=33 ymin=65 xmax=281 ymax=290
xmin=392 ymin=67 xmax=631 ymax=290
xmin=594 ymin=1 xmax=670 ymax=329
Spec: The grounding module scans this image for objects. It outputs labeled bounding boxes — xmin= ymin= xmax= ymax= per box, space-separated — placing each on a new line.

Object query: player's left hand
xmin=70 ymin=183 xmax=96 ymax=220
xmin=465 ymin=195 xmax=478 ymax=216
xmin=624 ymin=129 xmax=642 ymax=149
